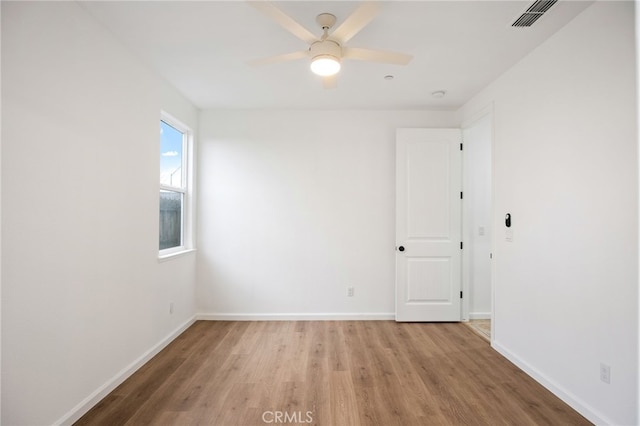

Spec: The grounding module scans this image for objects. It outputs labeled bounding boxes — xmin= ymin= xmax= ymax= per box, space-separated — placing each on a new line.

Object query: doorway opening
xmin=462 ymin=110 xmax=493 ymax=340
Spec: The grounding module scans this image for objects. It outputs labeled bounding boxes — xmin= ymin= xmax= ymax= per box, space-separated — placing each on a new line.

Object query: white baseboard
xmin=492 ymin=340 xmax=610 ymax=426
xmin=55 ymin=316 xmax=197 ymax=426
xmin=469 ymin=312 xmax=491 ymax=320
xmin=196 ymin=312 xmax=396 ymax=321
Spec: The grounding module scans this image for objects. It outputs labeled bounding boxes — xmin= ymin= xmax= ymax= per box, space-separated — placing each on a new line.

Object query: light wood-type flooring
xmin=76 ymin=321 xmax=591 ymax=425
xmin=466 ymin=319 xmax=491 ymax=342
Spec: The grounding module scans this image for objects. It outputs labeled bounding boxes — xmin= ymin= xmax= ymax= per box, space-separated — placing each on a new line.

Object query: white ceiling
xmin=81 ymin=1 xmax=593 ymax=110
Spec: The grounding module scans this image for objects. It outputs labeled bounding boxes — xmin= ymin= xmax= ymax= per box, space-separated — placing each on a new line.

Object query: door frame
xmin=460 ymin=103 xmax=495 ymax=339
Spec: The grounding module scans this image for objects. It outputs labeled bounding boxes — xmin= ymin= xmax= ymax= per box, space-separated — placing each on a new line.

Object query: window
xmin=159 ymin=114 xmax=191 ymax=255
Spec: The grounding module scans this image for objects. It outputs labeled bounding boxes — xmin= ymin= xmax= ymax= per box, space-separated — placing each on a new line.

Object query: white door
xmin=396 ymin=128 xmax=462 ymax=322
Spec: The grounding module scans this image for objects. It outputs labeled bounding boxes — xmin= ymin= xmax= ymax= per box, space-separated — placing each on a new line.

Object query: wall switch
xmin=478 ymin=226 xmax=485 ymax=236
xmin=347 ymin=287 xmax=354 ymax=297
xmin=600 ymin=363 xmax=611 ymax=384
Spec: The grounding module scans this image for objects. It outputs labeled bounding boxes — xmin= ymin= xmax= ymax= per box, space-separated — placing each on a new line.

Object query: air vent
xmin=511 ymin=0 xmax=558 ymax=27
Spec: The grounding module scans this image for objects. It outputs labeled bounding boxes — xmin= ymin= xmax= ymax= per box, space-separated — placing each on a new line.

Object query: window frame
xmin=159 ymin=112 xmax=194 ymax=259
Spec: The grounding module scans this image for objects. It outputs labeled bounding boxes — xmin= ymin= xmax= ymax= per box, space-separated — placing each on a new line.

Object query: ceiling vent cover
xmin=511 ymin=0 xmax=558 ymax=27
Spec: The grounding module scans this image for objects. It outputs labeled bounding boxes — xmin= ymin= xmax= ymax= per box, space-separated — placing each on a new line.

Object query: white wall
xmin=1 ymin=2 xmax=198 ymax=424
xmin=462 ymin=113 xmax=493 ymax=319
xmin=197 ymin=110 xmax=457 ymax=318
xmin=637 ymin=3 xmax=640 ymax=423
xmin=0 ymin=3 xmax=3 ymax=420
xmin=458 ymin=2 xmax=637 ymax=424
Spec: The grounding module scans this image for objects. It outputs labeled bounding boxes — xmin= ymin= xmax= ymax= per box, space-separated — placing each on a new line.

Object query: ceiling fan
xmin=247 ymin=1 xmax=413 ymax=89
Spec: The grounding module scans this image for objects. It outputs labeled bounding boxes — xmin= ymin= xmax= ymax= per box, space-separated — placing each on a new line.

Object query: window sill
xmin=158 ymin=248 xmax=196 ymax=263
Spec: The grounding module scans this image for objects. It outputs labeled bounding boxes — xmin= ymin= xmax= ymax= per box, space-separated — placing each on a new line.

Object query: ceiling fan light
xmin=310 ymin=55 xmax=341 ymax=76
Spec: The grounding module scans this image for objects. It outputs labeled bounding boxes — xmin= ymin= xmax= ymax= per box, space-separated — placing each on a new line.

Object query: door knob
xmin=398 ymin=246 xmax=405 ymax=252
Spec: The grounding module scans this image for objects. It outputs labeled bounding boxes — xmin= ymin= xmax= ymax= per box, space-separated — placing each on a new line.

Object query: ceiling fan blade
xmin=343 ymin=47 xmax=413 ymax=65
xmin=322 ymin=75 xmax=337 ymax=89
xmin=248 ymin=50 xmax=308 ymax=67
xmin=248 ymin=1 xmax=318 ymax=45
xmin=330 ymin=2 xmax=379 ymax=44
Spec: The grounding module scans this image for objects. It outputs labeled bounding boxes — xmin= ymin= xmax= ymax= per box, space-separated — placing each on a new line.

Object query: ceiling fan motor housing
xmin=309 ymin=39 xmax=341 ymax=62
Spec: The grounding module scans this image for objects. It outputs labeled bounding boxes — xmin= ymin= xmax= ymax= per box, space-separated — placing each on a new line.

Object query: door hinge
xmin=460 ymin=241 xmax=463 ymax=249
xmin=490 ymin=253 xmax=493 ymax=259
xmin=460 ymin=291 xmax=463 ymax=299
xmin=460 ymin=191 xmax=463 ymax=199
xmin=460 ymin=143 xmax=463 ymax=151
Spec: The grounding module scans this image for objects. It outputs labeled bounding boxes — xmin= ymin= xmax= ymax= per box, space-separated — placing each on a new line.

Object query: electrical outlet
xmin=600 ymin=363 xmax=611 ymax=384
xmin=347 ymin=287 xmax=354 ymax=297
xmin=169 ymin=302 xmax=174 ymax=315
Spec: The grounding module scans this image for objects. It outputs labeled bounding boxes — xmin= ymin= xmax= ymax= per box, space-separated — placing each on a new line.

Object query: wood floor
xmin=466 ymin=319 xmax=491 ymax=342
xmin=76 ymin=321 xmax=590 ymax=425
